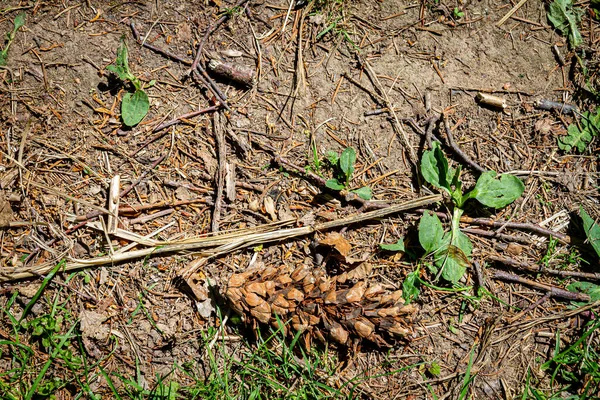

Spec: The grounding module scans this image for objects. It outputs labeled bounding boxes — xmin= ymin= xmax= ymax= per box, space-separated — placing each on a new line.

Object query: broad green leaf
xmin=467 ymin=171 xmax=524 ymax=208
xmin=547 ymin=0 xmax=583 ymax=48
xmin=421 ymin=141 xmax=452 ymax=193
xmin=352 ymin=186 xmax=372 ymax=200
xmin=567 ymin=281 xmax=600 ymax=302
xmin=13 ymin=13 xmax=26 ymax=31
xmin=418 ymin=211 xmax=445 ymax=253
xmin=325 ymin=178 xmax=344 ymax=190
xmin=581 ymin=108 xmax=600 ymax=136
xmin=436 ymin=231 xmax=472 ymax=283
xmin=558 ymin=123 xmax=593 ymax=152
xmin=402 ymin=269 xmax=420 ymax=304
xmin=380 ymin=239 xmax=405 ymax=252
xmin=558 ymin=109 xmax=600 ymax=153
xmin=339 ymin=147 xmax=356 ymax=182
xmin=121 ymin=90 xmax=149 ymax=126
xmin=580 ymin=206 xmax=600 ymax=258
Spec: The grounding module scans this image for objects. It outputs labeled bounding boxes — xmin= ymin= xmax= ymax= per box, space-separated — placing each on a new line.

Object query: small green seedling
xmin=418 ymin=141 xmax=524 ymax=283
xmin=557 ymin=108 xmax=600 ymax=153
xmin=325 ymin=147 xmax=372 ymax=200
xmin=106 ymin=36 xmax=153 ymax=127
xmin=566 ymin=207 xmax=600 ymax=303
xmin=0 ymin=13 xmax=26 ymax=66
xmin=453 ymin=7 xmax=465 ymax=19
xmin=547 ymin=0 xmax=582 ymax=48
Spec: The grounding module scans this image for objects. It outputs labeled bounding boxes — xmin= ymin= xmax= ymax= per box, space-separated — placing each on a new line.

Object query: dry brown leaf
xmin=319 ymin=232 xmax=351 ymax=257
xmin=264 ymin=196 xmax=277 ymax=221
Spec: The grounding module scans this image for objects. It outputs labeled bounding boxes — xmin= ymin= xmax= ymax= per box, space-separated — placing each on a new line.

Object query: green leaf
xmin=428 ymin=362 xmax=441 ymax=377
xmin=419 ymin=211 xmax=445 ymax=253
xmin=402 ymin=268 xmax=420 ymax=304
xmin=467 ymin=171 xmax=524 ymax=208
xmin=107 ymin=36 xmax=135 ymax=83
xmin=421 ymin=141 xmax=452 ymax=193
xmin=581 ymin=108 xmax=600 ymax=135
xmin=380 ymin=239 xmax=405 ymax=252
xmin=580 ymin=206 xmax=600 ymax=258
xmin=558 ymin=123 xmax=593 ymax=152
xmin=0 ymin=52 xmax=6 ymax=66
xmin=558 ymin=109 xmax=600 ymax=153
xmin=121 ymin=90 xmax=149 ymax=126
xmin=547 ymin=0 xmax=583 ymax=48
xmin=325 ymin=178 xmax=345 ymax=190
xmin=339 ymin=147 xmax=356 ymax=182
xmin=567 ymin=281 xmax=600 ymax=302
xmin=352 ymin=186 xmax=372 ymax=200
xmin=13 ymin=13 xmax=26 ymax=31
xmin=436 ymin=231 xmax=472 ymax=283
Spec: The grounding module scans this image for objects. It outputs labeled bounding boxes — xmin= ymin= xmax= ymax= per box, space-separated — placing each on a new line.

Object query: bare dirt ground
xmin=1 ymin=0 xmax=599 ymax=398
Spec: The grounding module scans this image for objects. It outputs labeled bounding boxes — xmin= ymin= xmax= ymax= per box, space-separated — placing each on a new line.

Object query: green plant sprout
xmin=417 ymin=141 xmax=525 ymax=284
xmin=566 ymin=207 xmax=600 ymax=303
xmin=325 ymin=147 xmax=373 ymax=200
xmin=0 ymin=13 xmax=25 ymax=66
xmin=106 ymin=36 xmax=154 ymax=127
xmin=547 ymin=0 xmax=582 ymax=48
xmin=557 ymin=107 xmax=600 ymax=153
xmin=453 ymin=7 xmax=465 ymax=19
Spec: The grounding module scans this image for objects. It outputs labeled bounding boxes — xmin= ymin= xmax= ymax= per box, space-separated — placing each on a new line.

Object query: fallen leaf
xmin=80 ymin=309 xmax=110 ymax=341
xmin=264 ymin=196 xmax=277 ymax=221
xmin=320 ymin=232 xmax=352 ymax=257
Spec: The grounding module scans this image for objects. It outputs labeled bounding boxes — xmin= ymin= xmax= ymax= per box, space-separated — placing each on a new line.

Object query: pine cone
xmin=225 ymin=264 xmax=418 ymax=347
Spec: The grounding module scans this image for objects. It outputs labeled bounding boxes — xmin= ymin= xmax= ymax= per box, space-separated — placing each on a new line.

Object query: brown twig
xmin=190 ymin=0 xmax=251 ymax=73
xmin=442 ymin=113 xmax=485 ymax=173
xmin=76 ymin=198 xmax=211 ymax=221
xmin=130 ymin=22 xmax=192 ymax=65
xmin=212 ymin=112 xmax=227 ymax=232
xmin=131 ymin=106 xmax=219 ymax=157
xmin=130 ymin=21 xmax=230 ymax=111
xmin=464 ymin=217 xmax=570 ymax=244
xmin=489 ymin=255 xmax=600 ymax=281
xmin=534 ymin=99 xmax=579 ymax=115
xmin=461 ymin=228 xmax=533 ymax=245
xmin=491 ymin=269 xmax=590 ymax=302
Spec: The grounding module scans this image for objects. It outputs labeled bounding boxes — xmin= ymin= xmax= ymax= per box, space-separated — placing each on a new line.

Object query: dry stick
xmin=491 ymin=269 xmax=590 ymax=302
xmin=459 ymin=215 xmax=571 ymax=244
xmin=534 ymin=99 xmax=579 ymax=115
xmin=130 ymin=21 xmax=229 ymax=111
xmin=131 ymin=106 xmax=219 ymax=157
xmin=489 ymin=255 xmax=600 ymax=281
xmin=212 ymin=112 xmax=227 ymax=232
xmin=496 ymin=0 xmax=528 ymax=27
xmin=190 ymin=0 xmax=251 ymax=73
xmin=130 ymin=22 xmax=192 ymax=65
xmin=2 ymin=195 xmax=442 ymax=281
xmin=358 ymin=57 xmax=417 ymax=165
xmin=506 ymin=291 xmax=551 ymax=324
xmin=61 ymin=154 xmax=169 ymax=233
xmin=442 ymin=113 xmax=485 ymax=173
xmin=192 ymin=68 xmax=231 ymax=112
xmin=461 ymin=227 xmax=533 ymax=245
xmin=273 ymin=156 xmax=390 ymax=209
xmin=76 ymin=198 xmax=211 ymax=221
xmin=412 ymin=209 xmax=573 ymax=244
